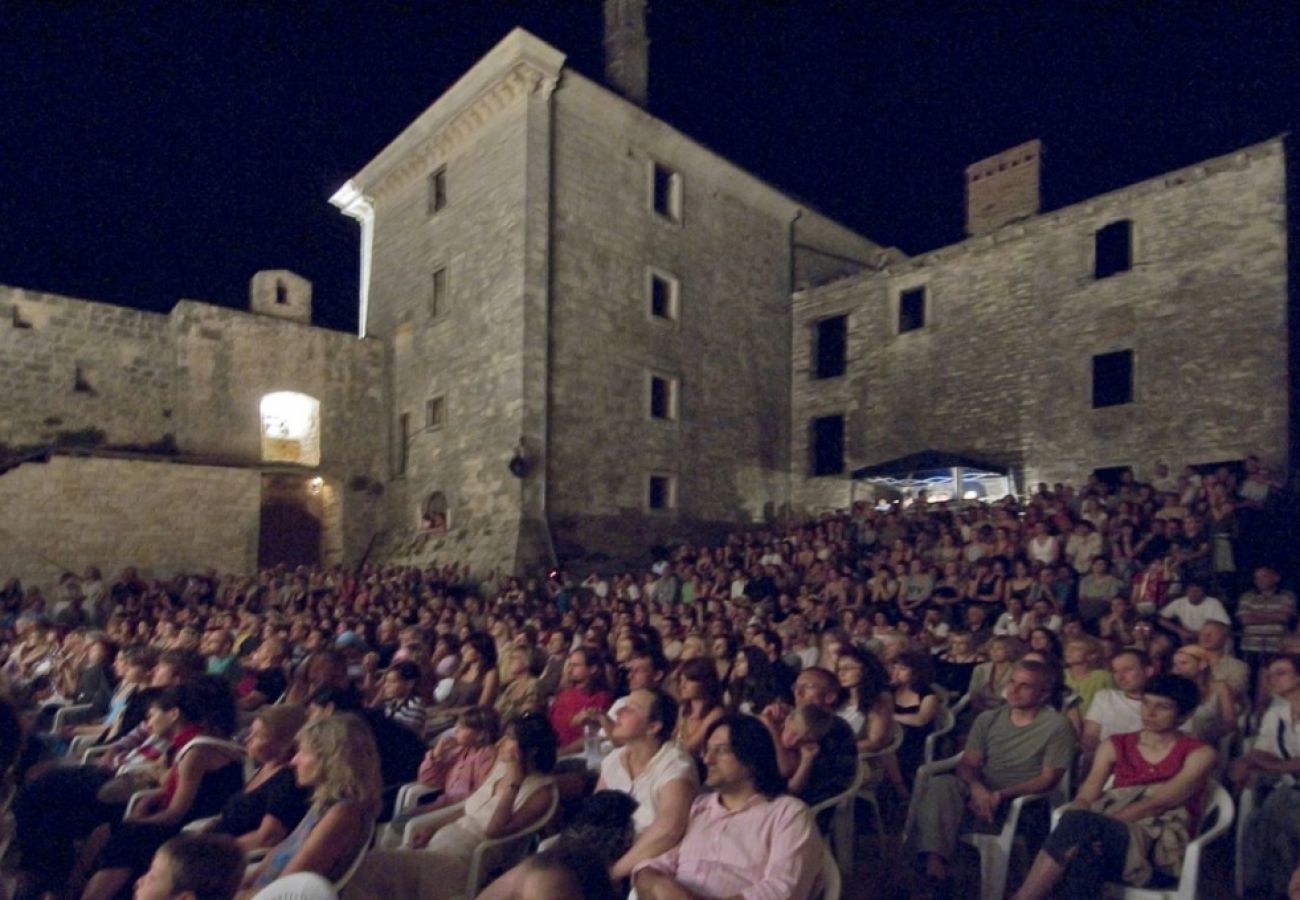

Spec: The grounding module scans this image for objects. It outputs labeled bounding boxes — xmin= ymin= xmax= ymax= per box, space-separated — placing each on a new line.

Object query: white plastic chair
xmin=808 ymin=757 xmax=866 ymax=875
xmin=52 ymin=702 xmax=96 ymax=732
xmin=375 ymin=780 xmax=443 ymax=848
xmin=814 ymin=841 xmax=841 ymax=900
xmin=904 ymin=752 xmax=1073 ymax=900
xmin=923 ymin=704 xmax=957 ymax=766
xmin=857 ymin=723 xmax=904 ymax=838
xmin=1233 ymin=768 xmax=1263 ymax=898
xmin=250 ymin=872 xmax=338 ymax=900
xmin=401 ymin=783 xmax=560 ymax=899
xmin=1052 ymin=781 xmax=1233 ymax=900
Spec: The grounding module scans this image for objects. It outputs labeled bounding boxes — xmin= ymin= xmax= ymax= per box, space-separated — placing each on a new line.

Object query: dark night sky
xmin=3 ymin=2 xmax=1298 ymax=334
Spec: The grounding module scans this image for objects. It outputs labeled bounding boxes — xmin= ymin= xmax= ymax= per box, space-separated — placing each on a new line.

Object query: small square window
xmin=651 ymin=162 xmax=682 ymax=222
xmin=810 ymin=414 xmax=845 ymax=477
xmin=648 ymin=474 xmax=676 ymax=510
xmin=649 ymin=373 xmax=679 ymax=421
xmin=1094 ymin=220 xmax=1132 ymax=279
xmin=428 ymin=166 xmax=447 ymax=214
xmin=425 ymin=395 xmax=445 ymax=429
xmin=649 ymin=270 xmax=679 ymax=320
xmin=899 ymin=287 xmax=926 ymax=333
xmin=813 ymin=315 xmax=847 ymax=379
xmin=1092 ymin=350 xmax=1134 ymax=408
xmin=430 ymin=267 xmax=447 ymax=318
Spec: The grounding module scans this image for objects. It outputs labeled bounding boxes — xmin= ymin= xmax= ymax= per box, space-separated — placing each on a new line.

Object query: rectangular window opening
xmin=1094 ymin=220 xmax=1132 ymax=279
xmin=397 ymin=412 xmax=410 ymax=476
xmin=813 ymin=315 xmax=847 ymax=379
xmin=810 ymin=415 xmax=845 ymax=477
xmin=12 ymin=305 xmax=32 ymax=329
xmin=651 ymin=162 xmax=682 ymax=222
xmin=649 ymin=271 xmax=678 ymax=320
xmin=648 ymin=474 xmax=675 ymax=511
xmin=898 ymin=287 xmax=926 ymax=333
xmin=425 ymin=395 xmax=445 ymax=430
xmin=649 ymin=374 xmax=678 ymax=421
xmin=73 ymin=365 xmax=95 ymax=395
xmin=428 ymin=166 xmax=447 ymax=214
xmin=1092 ymin=350 xmax=1134 ymax=408
xmin=430 ymin=267 xmax=447 ymax=318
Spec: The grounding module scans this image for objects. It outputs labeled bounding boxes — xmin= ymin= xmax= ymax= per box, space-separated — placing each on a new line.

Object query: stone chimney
xmin=964 ymin=139 xmax=1043 ymax=236
xmin=250 ymin=270 xmax=312 ymax=324
xmin=604 ymin=0 xmax=649 ymax=107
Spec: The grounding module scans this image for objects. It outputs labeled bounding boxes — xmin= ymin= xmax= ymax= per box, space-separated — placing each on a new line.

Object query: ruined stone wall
xmin=791 ymin=138 xmax=1290 ymax=511
xmin=363 ymin=98 xmax=535 ymax=579
xmin=0 ymin=455 xmax=260 ymax=594
xmin=0 ymin=288 xmax=174 ymax=451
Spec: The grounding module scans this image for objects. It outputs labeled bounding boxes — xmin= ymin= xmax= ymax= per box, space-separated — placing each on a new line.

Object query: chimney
xmin=964 ymin=139 xmax=1043 ymax=236
xmin=604 ymin=0 xmax=649 ymax=107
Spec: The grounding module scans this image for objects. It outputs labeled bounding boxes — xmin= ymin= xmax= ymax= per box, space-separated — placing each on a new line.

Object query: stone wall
xmin=1 ymin=288 xmax=174 ymax=451
xmin=0 ymin=455 xmax=261 ymax=594
xmin=544 ymin=73 xmax=885 ymax=566
xmin=791 ymin=138 xmax=1290 ymax=512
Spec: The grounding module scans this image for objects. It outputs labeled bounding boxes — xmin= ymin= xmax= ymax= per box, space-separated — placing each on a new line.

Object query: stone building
xmin=790 ymin=137 xmax=1291 ymax=511
xmin=0 ymin=273 xmax=387 ymax=589
xmin=1 ymin=21 xmax=1292 ymax=589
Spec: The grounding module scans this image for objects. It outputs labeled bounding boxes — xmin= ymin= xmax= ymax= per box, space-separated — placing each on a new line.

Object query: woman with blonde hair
xmin=241 ymin=713 xmax=382 ymax=895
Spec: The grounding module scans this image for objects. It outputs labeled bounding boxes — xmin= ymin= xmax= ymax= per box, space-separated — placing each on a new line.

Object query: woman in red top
xmin=1011 ymin=674 xmax=1216 ymax=900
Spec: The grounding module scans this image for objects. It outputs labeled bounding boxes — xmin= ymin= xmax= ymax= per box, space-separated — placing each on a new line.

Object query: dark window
xmin=650 ymin=272 xmax=676 ymax=319
xmin=648 ymin=475 xmax=673 ymax=510
xmin=11 ymin=306 xmax=32 ymax=329
xmin=73 ymin=366 xmax=94 ymax=394
xmin=431 ymin=267 xmax=447 ymax=317
xmin=810 ymin=415 xmax=845 ymax=476
xmin=650 ymin=375 xmax=676 ymax=420
xmin=1092 ymin=465 xmax=1133 ymax=490
xmin=397 ymin=412 xmax=410 ymax=476
xmin=1094 ymin=220 xmax=1132 ymax=279
xmin=652 ymin=163 xmax=681 ymax=221
xmin=428 ymin=167 xmax=447 ymax=214
xmin=1092 ymin=350 xmax=1133 ymax=408
xmin=899 ymin=287 xmax=926 ymax=333
xmin=425 ymin=396 xmax=445 ymax=429
xmin=274 ymin=281 xmax=288 ymax=305
xmin=813 ymin=315 xmax=847 ymax=379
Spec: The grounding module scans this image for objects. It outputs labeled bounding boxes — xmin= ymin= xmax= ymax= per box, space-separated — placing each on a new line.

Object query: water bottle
xmin=583 ymin=717 xmax=601 ymax=770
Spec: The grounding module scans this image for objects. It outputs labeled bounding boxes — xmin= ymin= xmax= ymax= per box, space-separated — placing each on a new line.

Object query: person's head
xmin=292 ymin=713 xmax=383 ymax=818
xmin=1141 ymin=674 xmax=1201 ymax=732
xmin=836 ymin=646 xmax=889 ymax=709
xmin=1005 ymin=660 xmax=1054 ymax=711
xmin=1264 ymin=654 xmax=1300 ymax=699
xmin=624 ymin=650 xmax=665 ymax=692
xmin=461 ymin=631 xmax=498 ymax=669
xmin=675 ymin=657 xmax=722 ymax=708
xmin=792 ymin=666 xmax=841 ymax=711
xmin=889 ymin=651 xmax=934 ymax=691
xmin=1028 ymin=627 xmax=1061 ymax=660
xmin=1183 ymin=582 xmax=1207 ymax=605
xmin=153 ymin=648 xmax=205 ymax=687
xmin=453 ymin=706 xmax=501 ymax=748
xmin=516 ymin=843 xmax=618 ymax=900
xmin=1255 ymin=566 xmax=1282 ymax=593
xmin=703 ymin=714 xmax=785 ymax=797
xmin=1197 ymin=621 xmax=1231 ymax=654
xmin=245 ymin=704 xmax=307 ymax=766
xmin=134 ymin=835 xmax=244 ymax=900
xmin=382 ymin=660 xmax=421 ymax=702
xmin=565 ymin=647 xmax=606 ymax=691
xmin=987 ymin=636 xmax=1017 ymax=664
xmin=148 ymin=676 xmax=236 ymax=739
xmin=779 ymin=703 xmax=835 ymax=750
xmin=1110 ymin=649 xmax=1152 ymax=696
xmin=1170 ymin=643 xmax=1212 ymax=680
xmin=610 ymin=688 xmax=677 ymax=746
xmin=504 ymin=711 xmax=558 ymax=775
xmin=1063 ymin=636 xmax=1102 ymax=669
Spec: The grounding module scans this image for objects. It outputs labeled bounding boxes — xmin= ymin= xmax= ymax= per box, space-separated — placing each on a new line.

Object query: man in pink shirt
xmin=633 ymin=714 xmax=823 ymax=900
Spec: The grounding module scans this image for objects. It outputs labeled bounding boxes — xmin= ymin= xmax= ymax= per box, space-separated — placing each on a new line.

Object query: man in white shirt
xmin=1080 ymin=649 xmax=1152 ymax=772
xmin=1159 ymin=581 xmax=1231 ymax=643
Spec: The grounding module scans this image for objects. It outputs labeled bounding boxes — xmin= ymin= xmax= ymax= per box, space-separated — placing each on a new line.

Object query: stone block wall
xmin=0 ymin=455 xmax=261 ymax=594
xmin=791 ymin=138 xmax=1290 ymax=512
xmin=0 ymin=288 xmax=174 ymax=451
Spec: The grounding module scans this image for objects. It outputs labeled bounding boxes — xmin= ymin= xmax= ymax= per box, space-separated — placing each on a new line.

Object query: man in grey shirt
xmin=908 ymin=659 xmax=1077 ymax=886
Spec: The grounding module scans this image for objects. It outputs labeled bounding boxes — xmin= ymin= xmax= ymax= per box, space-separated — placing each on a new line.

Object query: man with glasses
xmin=905 ymin=659 xmax=1076 ymax=889
xmin=633 ymin=714 xmax=823 ymax=900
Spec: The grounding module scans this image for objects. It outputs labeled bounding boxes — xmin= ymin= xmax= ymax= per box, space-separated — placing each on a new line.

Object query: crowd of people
xmin=0 ymin=456 xmax=1297 ymax=899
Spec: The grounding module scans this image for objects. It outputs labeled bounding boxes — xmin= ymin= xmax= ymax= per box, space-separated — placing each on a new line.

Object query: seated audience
xmin=1081 ymin=649 xmax=1153 ymax=772
xmin=835 ymin=645 xmax=895 ymax=754
xmin=549 ymin=647 xmax=614 ymax=755
xmin=407 ymin=706 xmax=500 ymax=817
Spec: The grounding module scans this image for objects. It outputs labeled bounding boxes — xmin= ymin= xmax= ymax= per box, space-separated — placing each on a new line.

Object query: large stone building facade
xmin=1 ymin=26 xmax=1291 ymax=589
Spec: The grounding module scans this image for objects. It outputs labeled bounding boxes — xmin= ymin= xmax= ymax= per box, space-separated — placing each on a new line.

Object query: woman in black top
xmin=208 ymin=704 xmax=310 ymax=852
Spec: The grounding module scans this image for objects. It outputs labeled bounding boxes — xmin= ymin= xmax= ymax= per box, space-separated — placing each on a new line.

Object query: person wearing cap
xmin=1168 ymin=643 xmax=1236 ymax=744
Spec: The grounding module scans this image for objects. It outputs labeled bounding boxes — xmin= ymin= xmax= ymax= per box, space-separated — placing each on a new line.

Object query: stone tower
xmin=249 ymin=269 xmax=312 ymax=323
xmin=604 ymin=0 xmax=649 ymax=107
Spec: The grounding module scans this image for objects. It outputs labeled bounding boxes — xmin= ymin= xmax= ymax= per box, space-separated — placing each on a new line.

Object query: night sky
xmin=3 ymin=2 xmax=1298 ymax=334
